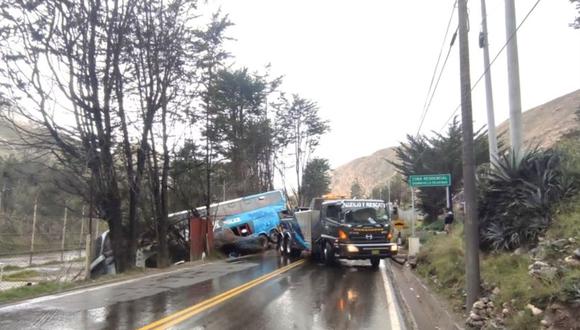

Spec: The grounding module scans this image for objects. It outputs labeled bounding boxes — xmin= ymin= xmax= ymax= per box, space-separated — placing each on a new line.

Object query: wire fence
xmin=0 ymin=215 xmax=107 ymax=255
xmin=0 ymin=250 xmax=87 ymax=291
xmin=0 ymin=212 xmax=109 ymax=292
xmin=0 ymin=233 xmax=87 ymax=256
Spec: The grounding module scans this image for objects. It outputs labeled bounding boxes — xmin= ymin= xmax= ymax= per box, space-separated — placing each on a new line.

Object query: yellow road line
xmin=138 ymin=259 xmax=306 ymax=330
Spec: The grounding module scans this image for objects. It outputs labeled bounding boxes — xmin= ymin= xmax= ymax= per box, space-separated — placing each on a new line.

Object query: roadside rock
xmin=473 ymin=301 xmax=485 ymax=310
xmin=469 ymin=312 xmax=482 ymax=321
xmin=530 ymin=246 xmax=547 ymax=260
xmin=574 ymin=248 xmax=580 ymax=260
xmin=564 ymin=256 xmax=580 ymax=267
xmin=528 ymin=261 xmax=558 ymax=281
xmin=526 ymin=303 xmax=543 ymax=316
xmin=544 ymin=302 xmax=580 ymax=330
xmin=551 ymin=238 xmax=569 ymax=249
xmin=529 ymin=261 xmax=549 ymax=269
xmin=466 ymin=297 xmax=498 ymax=329
xmin=540 ymin=319 xmax=549 ymax=327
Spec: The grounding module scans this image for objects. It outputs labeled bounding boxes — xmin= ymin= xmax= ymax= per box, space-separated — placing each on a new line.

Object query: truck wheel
xmin=277 ymin=234 xmax=284 ymax=254
xmin=284 ymin=236 xmax=293 ymax=256
xmin=370 ymin=257 xmax=380 ymax=268
xmin=323 ymin=241 xmax=334 ymax=265
xmin=289 ymin=248 xmax=302 ymax=258
xmin=312 ymin=242 xmax=323 ymax=261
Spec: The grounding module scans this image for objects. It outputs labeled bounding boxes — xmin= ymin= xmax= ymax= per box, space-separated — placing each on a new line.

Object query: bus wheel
xmin=269 ymin=229 xmax=279 ymax=244
xmin=259 ymin=234 xmax=269 ymax=251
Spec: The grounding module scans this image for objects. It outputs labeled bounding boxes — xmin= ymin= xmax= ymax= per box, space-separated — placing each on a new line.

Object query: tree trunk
xmin=158 ymin=102 xmax=170 ymax=268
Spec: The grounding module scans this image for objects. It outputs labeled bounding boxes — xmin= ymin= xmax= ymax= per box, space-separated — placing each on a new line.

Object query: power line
xmin=405 ymin=0 xmax=542 ymax=166
xmin=415 ymin=0 xmax=458 ymax=136
xmin=438 ymin=0 xmax=543 ymax=132
xmin=416 ymin=27 xmax=458 ymax=137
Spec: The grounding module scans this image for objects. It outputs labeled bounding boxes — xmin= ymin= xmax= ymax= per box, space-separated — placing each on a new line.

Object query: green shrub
xmin=546 ymin=195 xmax=580 ymax=241
xmin=560 ymin=270 xmax=580 ymax=305
xmin=422 ymin=218 xmax=445 ymax=232
xmin=482 ymin=254 xmax=559 ymax=309
xmin=507 ymin=312 xmax=542 ymax=330
xmin=478 ymin=149 xmax=577 ymax=251
xmin=416 ymin=224 xmax=465 ymax=303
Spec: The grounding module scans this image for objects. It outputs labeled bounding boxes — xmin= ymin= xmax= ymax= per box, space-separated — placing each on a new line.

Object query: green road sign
xmin=409 ymin=174 xmax=451 ymax=187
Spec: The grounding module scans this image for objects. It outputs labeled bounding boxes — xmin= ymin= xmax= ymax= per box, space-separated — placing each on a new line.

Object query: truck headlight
xmin=390 ymin=244 xmax=398 ymax=252
xmin=346 ymin=244 xmax=359 ymax=253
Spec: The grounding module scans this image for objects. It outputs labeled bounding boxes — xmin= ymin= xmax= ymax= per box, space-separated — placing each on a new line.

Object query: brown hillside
xmin=331 ymin=89 xmax=580 ymax=196
xmin=330 ymin=147 xmax=398 ymax=197
xmin=497 ymin=89 xmax=580 ymax=148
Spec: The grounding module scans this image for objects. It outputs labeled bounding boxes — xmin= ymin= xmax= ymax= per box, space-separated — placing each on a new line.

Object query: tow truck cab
xmin=319 ymin=199 xmax=398 ymax=267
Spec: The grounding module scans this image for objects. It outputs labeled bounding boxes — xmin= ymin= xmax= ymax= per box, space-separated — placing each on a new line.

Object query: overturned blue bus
xmin=219 ymin=190 xmax=287 ymax=238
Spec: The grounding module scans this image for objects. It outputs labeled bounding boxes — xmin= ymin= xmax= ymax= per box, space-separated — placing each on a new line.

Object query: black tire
xmin=269 ymin=229 xmax=279 ymax=244
xmin=370 ymin=257 xmax=380 ymax=268
xmin=323 ymin=241 xmax=334 ymax=265
xmin=312 ymin=241 xmax=323 ymax=261
xmin=258 ymin=235 xmax=269 ymax=251
xmin=284 ymin=236 xmax=292 ymax=256
xmin=277 ymin=234 xmax=284 ymax=254
xmin=289 ymin=248 xmax=302 ymax=258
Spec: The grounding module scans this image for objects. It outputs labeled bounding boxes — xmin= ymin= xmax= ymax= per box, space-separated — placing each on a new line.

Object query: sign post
xmin=408 ymin=173 xmax=452 ymax=235
xmin=411 ymin=188 xmax=416 ymax=237
xmin=407 ymin=174 xmax=451 ymax=257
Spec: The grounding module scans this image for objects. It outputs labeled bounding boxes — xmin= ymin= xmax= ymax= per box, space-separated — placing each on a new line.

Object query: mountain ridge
xmin=330 ymin=89 xmax=580 ymax=196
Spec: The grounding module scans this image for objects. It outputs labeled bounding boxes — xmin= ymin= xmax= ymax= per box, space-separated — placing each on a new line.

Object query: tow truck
xmin=277 ymin=198 xmax=398 ymax=268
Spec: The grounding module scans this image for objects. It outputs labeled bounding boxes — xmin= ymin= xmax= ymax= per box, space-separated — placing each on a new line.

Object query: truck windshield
xmin=344 ymin=207 xmax=389 ymax=224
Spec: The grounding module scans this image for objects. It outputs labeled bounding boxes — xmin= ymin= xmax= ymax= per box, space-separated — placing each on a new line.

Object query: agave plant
xmin=562 ymin=276 xmax=580 ymax=306
xmin=478 ymin=148 xmax=577 ymax=251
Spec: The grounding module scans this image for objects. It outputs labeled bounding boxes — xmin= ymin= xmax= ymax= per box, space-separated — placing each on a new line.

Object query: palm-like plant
xmin=478 ymin=148 xmax=577 ymax=251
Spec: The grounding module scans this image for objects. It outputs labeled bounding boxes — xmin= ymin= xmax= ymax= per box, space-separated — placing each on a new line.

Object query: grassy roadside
xmin=0 ymin=253 xmax=231 ymax=305
xmin=3 ymin=270 xmax=40 ymax=281
xmin=415 ymin=197 xmax=580 ymax=329
xmin=0 ymin=268 xmax=145 ymax=305
xmin=0 ymin=282 xmax=75 ymax=303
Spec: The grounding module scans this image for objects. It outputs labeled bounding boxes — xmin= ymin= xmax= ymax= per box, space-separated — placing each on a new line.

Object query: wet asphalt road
xmin=0 ymin=252 xmax=404 ymax=330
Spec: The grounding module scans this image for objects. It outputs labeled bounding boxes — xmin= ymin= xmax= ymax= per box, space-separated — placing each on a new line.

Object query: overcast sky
xmin=203 ymin=0 xmax=580 ymax=169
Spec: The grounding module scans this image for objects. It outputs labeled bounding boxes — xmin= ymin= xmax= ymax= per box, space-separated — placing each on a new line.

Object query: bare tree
xmin=0 ymin=0 xmax=139 ymax=271
xmin=0 ymin=0 xmax=200 ymax=271
xmin=274 ymin=95 xmax=329 ymax=206
xmin=193 ymin=14 xmax=231 ymax=220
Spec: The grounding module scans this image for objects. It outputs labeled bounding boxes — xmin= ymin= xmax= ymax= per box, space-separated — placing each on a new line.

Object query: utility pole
xmin=505 ymin=0 xmax=523 ymax=155
xmin=79 ymin=206 xmax=85 ymax=257
xmin=61 ymin=205 xmax=68 ymax=262
xmin=29 ymin=194 xmax=39 ymax=266
xmin=458 ymin=0 xmax=481 ymax=310
xmin=480 ymin=0 xmax=498 ymax=165
xmin=0 ymin=183 xmax=5 ymax=214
